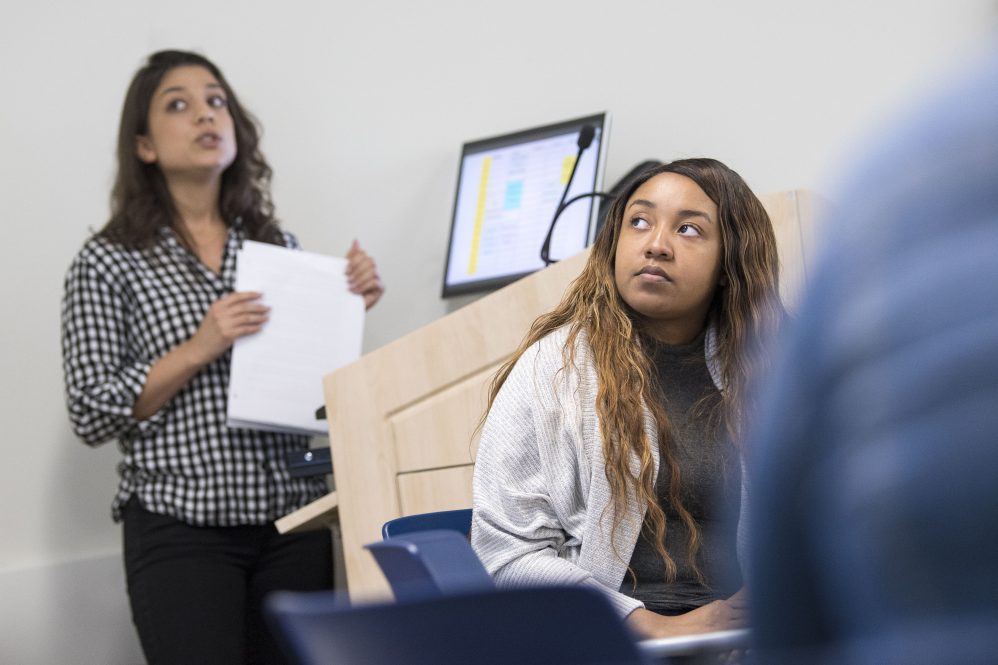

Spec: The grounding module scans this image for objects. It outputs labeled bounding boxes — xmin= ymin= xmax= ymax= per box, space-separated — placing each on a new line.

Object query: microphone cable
xmin=544 ymin=192 xmax=615 ymax=265
xmin=540 ymin=125 xmax=596 ymax=266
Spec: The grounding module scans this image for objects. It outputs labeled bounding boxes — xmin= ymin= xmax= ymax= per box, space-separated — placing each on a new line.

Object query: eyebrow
xmin=157 ymin=82 xmax=224 ymax=98
xmin=628 ymin=198 xmax=657 ymax=209
xmin=627 ymin=199 xmax=714 ymax=224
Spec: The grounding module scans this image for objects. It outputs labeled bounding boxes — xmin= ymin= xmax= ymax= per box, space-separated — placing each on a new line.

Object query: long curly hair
xmin=99 ymin=50 xmax=284 ymax=249
xmin=486 ymin=158 xmax=783 ymax=582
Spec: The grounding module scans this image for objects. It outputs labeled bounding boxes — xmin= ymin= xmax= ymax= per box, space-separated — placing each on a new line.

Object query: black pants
xmin=123 ymin=498 xmax=332 ymax=665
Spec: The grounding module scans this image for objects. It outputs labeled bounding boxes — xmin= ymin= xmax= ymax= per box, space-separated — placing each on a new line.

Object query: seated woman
xmin=471 ymin=158 xmax=783 ymax=639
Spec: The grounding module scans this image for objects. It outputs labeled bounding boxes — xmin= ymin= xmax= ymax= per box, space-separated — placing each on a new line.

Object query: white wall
xmin=1 ymin=1 xmax=995 ymax=662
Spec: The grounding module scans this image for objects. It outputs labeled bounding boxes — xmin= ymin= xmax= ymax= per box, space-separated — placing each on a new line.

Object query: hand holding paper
xmin=190 ymin=291 xmax=270 ymax=364
xmin=345 ymin=239 xmax=384 ymax=310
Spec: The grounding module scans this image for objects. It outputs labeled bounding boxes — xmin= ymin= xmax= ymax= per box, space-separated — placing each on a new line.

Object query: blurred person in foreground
xmin=748 ymin=45 xmax=998 ymax=664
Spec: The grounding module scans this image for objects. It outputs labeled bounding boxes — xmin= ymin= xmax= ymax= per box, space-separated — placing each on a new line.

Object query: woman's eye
xmin=629 ymin=217 xmax=651 ymax=230
xmin=678 ymin=223 xmax=701 ymax=237
xmin=208 ymin=95 xmax=228 ymax=109
xmin=166 ymin=99 xmax=187 ymax=112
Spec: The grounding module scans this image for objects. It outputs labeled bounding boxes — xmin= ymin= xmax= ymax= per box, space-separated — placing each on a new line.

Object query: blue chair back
xmin=381 ymin=507 xmax=472 ymax=539
xmin=365 ymin=529 xmax=495 ymax=601
xmin=263 ymin=590 xmax=349 ymax=665
xmin=266 ymin=585 xmax=650 ymax=665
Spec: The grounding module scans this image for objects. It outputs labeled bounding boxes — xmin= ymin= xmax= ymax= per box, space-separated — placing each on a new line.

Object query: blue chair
xmin=380 ymin=507 xmax=472 ymax=539
xmin=263 ymin=589 xmax=350 ymax=665
xmin=366 ymin=515 xmax=749 ymax=661
xmin=265 ymin=584 xmax=650 ymax=665
xmin=364 ymin=529 xmax=495 ymax=601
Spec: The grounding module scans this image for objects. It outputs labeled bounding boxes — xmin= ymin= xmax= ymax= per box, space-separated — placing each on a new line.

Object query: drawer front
xmin=397 ymin=465 xmax=475 ymax=516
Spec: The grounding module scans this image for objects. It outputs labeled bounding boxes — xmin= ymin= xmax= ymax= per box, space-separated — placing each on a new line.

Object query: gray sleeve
xmin=471 ymin=339 xmax=644 ymax=617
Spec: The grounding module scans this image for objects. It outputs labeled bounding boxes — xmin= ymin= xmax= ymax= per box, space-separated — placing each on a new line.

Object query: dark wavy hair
xmin=486 ymin=158 xmax=784 ymax=583
xmin=99 ymin=50 xmax=284 ymax=249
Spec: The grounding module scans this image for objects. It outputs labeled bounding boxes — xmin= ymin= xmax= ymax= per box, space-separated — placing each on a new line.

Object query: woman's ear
xmin=135 ymin=135 xmax=157 ymax=164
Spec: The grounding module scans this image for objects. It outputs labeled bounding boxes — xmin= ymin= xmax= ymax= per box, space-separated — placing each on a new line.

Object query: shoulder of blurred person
xmin=748 ymin=43 xmax=998 ymax=665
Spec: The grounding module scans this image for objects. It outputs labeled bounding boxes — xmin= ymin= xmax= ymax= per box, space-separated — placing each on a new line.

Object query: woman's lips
xmin=196 ymin=132 xmax=222 ymax=148
xmin=637 ymin=266 xmax=671 ymax=282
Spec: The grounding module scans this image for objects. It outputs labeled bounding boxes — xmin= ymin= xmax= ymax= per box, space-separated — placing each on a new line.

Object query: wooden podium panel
xmin=277 ymin=190 xmax=821 ymax=599
xmin=324 ymin=249 xmax=590 ymax=600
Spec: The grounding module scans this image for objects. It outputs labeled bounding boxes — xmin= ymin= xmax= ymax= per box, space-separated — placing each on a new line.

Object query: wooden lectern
xmin=276 ymin=190 xmax=822 ymax=599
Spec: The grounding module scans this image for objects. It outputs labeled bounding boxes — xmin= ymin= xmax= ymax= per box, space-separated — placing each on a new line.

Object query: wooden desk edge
xmin=274 ymin=491 xmax=339 ymax=534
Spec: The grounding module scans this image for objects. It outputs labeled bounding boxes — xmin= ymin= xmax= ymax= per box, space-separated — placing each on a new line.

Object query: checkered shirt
xmin=61 ymin=223 xmax=328 ymax=526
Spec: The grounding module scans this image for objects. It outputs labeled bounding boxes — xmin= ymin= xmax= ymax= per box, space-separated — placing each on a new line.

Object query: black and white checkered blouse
xmin=61 ymin=223 xmax=328 ymax=526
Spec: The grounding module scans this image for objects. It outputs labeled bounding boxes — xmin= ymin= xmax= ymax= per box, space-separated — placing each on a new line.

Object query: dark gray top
xmin=620 ymin=331 xmax=742 ymax=614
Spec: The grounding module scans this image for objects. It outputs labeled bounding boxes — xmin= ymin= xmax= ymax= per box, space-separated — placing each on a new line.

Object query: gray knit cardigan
xmin=471 ymin=324 xmax=747 ymax=617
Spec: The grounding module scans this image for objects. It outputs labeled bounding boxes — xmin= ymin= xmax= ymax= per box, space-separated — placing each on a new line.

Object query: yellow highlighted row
xmin=467 ymin=157 xmax=492 ymax=275
xmin=560 ymin=155 xmax=576 ymax=185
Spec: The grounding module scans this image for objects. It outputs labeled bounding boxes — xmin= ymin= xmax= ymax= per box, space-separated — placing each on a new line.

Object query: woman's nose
xmin=644 ymin=230 xmax=673 ymax=259
xmin=196 ymin=103 xmax=215 ymax=124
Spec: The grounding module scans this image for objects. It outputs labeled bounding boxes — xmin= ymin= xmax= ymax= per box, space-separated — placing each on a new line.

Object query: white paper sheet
xmin=226 ymin=240 xmax=364 ymax=435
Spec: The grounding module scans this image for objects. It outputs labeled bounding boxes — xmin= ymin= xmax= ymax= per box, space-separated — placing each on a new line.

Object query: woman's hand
xmin=188 ymin=291 xmax=270 ymax=364
xmin=345 ymin=240 xmax=384 ymax=310
xmin=627 ymin=588 xmax=748 ymax=639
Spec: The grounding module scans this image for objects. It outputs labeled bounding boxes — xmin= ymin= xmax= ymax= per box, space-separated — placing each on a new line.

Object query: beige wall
xmin=1 ymin=1 xmax=996 ymax=662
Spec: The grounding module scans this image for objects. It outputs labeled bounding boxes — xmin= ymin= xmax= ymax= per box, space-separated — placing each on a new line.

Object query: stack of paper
xmin=227 ymin=240 xmax=365 ymax=436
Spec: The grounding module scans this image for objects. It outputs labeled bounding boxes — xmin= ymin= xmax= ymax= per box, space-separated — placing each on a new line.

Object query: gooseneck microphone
xmin=540 ymin=125 xmax=596 ymax=266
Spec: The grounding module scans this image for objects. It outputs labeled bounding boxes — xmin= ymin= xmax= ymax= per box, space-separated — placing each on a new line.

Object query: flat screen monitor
xmin=441 ymin=112 xmax=610 ymax=297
